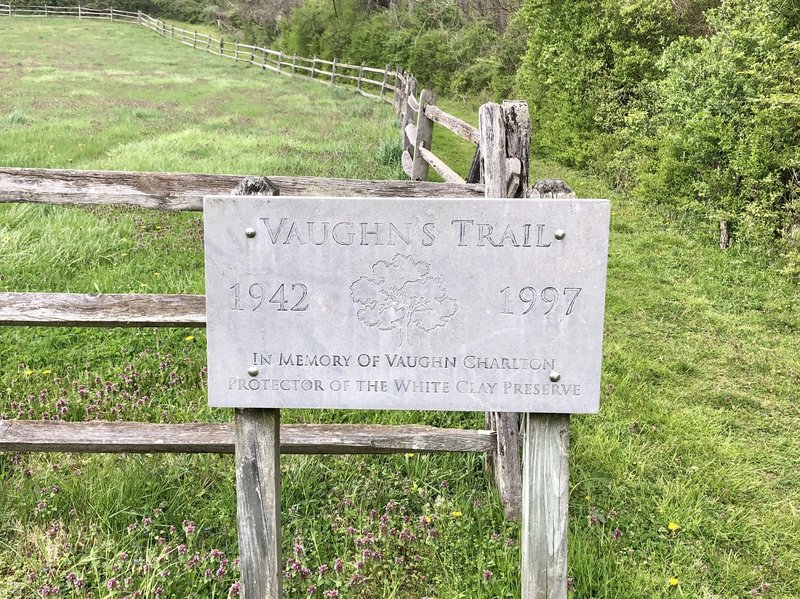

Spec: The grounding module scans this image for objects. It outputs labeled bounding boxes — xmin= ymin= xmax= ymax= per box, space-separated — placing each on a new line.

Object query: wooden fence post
xmin=331 ymin=58 xmax=337 ymax=86
xmin=478 ymin=101 xmax=529 ymax=523
xmin=44 ymin=4 xmax=48 ymax=17
xmin=235 ymin=409 xmax=283 ymax=599
xmin=137 ymin=10 xmax=141 ymax=25
xmin=411 ymin=89 xmax=435 ymax=181
xmin=480 ymin=100 xmax=569 ymax=595
xmin=522 ymin=414 xmax=569 ymax=599
xmin=231 ymin=178 xmax=283 ymax=599
xmin=193 ymin=31 xmax=197 ymax=49
xmin=291 ymin=55 xmax=296 ymax=77
xmin=110 ymin=7 xmax=113 ymax=21
xmin=235 ymin=42 xmax=240 ymax=62
xmin=381 ymin=64 xmax=389 ymax=97
xmin=170 ymin=24 xmax=174 ymax=39
xmin=78 ymin=4 xmax=81 ymax=19
xmin=277 ymin=52 xmax=283 ymax=73
xmin=393 ymin=67 xmax=403 ymax=116
xmin=220 ymin=38 xmax=224 ymax=57
xmin=311 ymin=56 xmax=317 ymax=79
xmin=357 ymin=64 xmax=364 ymax=92
xmin=262 ymin=49 xmax=267 ymax=70
xmin=400 ymin=75 xmax=417 ymax=154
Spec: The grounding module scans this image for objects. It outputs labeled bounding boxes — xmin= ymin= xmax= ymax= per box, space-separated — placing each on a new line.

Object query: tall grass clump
xmin=8 ymin=110 xmax=31 ymax=125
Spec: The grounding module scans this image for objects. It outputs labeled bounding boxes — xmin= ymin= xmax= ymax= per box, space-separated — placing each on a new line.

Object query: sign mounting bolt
xmin=247 ymin=366 xmax=259 ymax=377
xmin=554 ymin=229 xmax=566 ymax=240
xmin=549 ymin=371 xmax=561 ymax=382
xmin=244 ymin=227 xmax=256 ymax=238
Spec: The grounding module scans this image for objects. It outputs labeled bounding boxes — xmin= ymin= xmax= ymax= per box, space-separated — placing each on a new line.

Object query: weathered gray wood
xmin=231 ymin=179 xmax=283 ymax=598
xmin=400 ymin=76 xmax=417 ymax=153
xmin=407 ymin=94 xmax=419 ymax=113
xmin=527 ymin=179 xmax=576 ymax=199
xmin=506 ymin=157 xmax=522 ymax=198
xmin=480 ymin=101 xmax=526 ymax=522
xmin=502 ymin=100 xmax=531 ymax=198
xmin=0 ymin=421 xmax=497 ymax=454
xmin=401 ymin=150 xmax=414 ymax=179
xmin=417 ymin=146 xmax=465 ymax=184
xmin=0 ymin=168 xmax=485 ymax=209
xmin=411 ymin=89 xmax=436 ymax=181
xmin=522 ymin=414 xmax=569 ymax=599
xmin=720 ymin=220 xmax=730 ymax=250
xmin=393 ymin=67 xmax=404 ymax=115
xmin=330 ymin=57 xmax=337 ymax=85
xmin=381 ymin=65 xmax=389 ymax=96
xmin=425 ymin=104 xmax=480 ymax=145
xmin=494 ymin=412 xmax=522 ymax=521
xmin=479 ymin=102 xmax=508 ymax=198
xmin=357 ymin=64 xmax=364 ymax=91
xmin=404 ymin=123 xmax=417 ymax=149
xmin=291 ymin=54 xmax=296 ymax=76
xmin=235 ymin=409 xmax=282 ymax=599
xmin=0 ymin=292 xmax=205 ymax=327
xmin=311 ymin=55 xmax=317 ymax=78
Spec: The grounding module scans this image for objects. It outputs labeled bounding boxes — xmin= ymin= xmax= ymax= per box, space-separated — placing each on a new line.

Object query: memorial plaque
xmin=203 ymin=196 xmax=610 ymax=413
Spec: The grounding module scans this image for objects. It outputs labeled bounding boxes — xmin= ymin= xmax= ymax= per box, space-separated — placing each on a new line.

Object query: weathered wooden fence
xmin=0 ymin=8 xmax=575 ymax=597
xmin=0 ymin=4 xmax=489 ymax=187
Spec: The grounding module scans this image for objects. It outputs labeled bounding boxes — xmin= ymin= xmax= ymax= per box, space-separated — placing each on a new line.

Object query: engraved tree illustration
xmin=350 ymin=254 xmax=458 ymax=346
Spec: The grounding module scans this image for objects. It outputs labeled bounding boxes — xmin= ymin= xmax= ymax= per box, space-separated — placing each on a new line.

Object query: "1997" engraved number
xmin=499 ymin=286 xmax=582 ymax=316
xmin=230 ymin=282 xmax=309 ymax=312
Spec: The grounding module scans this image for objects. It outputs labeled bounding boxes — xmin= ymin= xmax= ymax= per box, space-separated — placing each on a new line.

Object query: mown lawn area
xmin=1 ymin=18 xmax=800 ymax=599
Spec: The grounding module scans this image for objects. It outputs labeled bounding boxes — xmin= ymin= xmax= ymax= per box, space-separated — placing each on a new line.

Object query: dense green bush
xmin=636 ymin=1 xmax=800 ymax=247
xmin=513 ymin=0 xmax=800 ymax=260
xmin=274 ymin=0 xmax=504 ymax=97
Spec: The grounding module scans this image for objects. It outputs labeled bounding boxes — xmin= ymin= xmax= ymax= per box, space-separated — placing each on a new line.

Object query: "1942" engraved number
xmin=499 ymin=286 xmax=582 ymax=316
xmin=230 ymin=282 xmax=309 ymax=312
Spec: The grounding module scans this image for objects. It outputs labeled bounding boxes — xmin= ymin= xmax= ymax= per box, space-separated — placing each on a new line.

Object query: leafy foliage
xmin=513 ymin=0 xmax=800 ymax=261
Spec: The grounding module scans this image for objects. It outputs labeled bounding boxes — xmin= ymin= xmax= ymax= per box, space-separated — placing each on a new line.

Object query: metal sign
xmin=203 ymin=196 xmax=610 ymax=413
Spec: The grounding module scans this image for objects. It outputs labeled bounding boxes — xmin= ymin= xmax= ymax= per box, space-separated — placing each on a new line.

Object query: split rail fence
xmin=0 ymin=7 xmax=570 ymax=598
xmin=0 ymin=4 xmax=493 ymax=186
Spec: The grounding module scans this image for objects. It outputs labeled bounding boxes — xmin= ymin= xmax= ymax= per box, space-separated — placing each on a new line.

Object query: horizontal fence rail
xmin=0 ymin=292 xmax=206 ymax=327
xmin=0 ymin=421 xmax=496 ymax=454
xmin=0 ymin=167 xmax=485 ymax=210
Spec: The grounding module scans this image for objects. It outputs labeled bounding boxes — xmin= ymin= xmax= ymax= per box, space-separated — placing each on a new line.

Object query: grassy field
xmin=1 ymin=17 xmax=800 ymax=599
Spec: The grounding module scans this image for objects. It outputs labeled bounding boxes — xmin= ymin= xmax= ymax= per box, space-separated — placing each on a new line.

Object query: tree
xmin=350 ymin=254 xmax=458 ymax=346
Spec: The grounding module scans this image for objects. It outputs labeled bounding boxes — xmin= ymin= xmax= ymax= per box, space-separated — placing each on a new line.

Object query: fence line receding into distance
xmin=0 ymin=4 xmax=485 ymax=186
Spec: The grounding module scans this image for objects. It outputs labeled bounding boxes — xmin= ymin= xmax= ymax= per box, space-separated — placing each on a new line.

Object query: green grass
xmin=1 ymin=17 xmax=800 ymax=599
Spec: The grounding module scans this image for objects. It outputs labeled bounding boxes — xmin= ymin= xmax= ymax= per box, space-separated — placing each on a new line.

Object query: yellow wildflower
xmin=41 ymin=369 xmax=52 ymax=375
xmin=24 ymin=369 xmax=33 ymax=376
xmin=668 ymin=522 xmax=680 ymax=532
xmin=405 ymin=452 xmax=415 ymax=458
xmin=451 ymin=511 xmax=463 ymax=518
xmin=668 ymin=577 xmax=679 ymax=586
xmin=185 ymin=335 xmax=194 ymax=342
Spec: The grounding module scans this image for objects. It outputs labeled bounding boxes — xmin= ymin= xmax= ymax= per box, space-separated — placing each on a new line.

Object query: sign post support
xmin=231 ymin=179 xmax=283 ymax=599
xmin=205 ymin=164 xmax=609 ymax=598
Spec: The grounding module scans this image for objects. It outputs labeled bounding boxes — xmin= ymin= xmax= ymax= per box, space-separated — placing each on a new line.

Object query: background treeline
xmin=7 ymin=0 xmax=799 ymax=266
